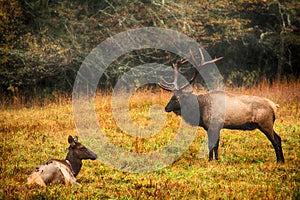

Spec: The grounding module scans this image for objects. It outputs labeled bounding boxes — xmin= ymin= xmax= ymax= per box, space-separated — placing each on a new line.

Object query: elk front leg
xmin=207 ymin=129 xmax=221 ymax=161
xmin=213 ymin=138 xmax=220 ymax=160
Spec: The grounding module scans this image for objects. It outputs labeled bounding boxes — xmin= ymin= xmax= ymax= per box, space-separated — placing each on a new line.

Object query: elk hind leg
xmin=272 ymin=130 xmax=284 ymax=163
xmin=259 ymin=125 xmax=284 ymax=163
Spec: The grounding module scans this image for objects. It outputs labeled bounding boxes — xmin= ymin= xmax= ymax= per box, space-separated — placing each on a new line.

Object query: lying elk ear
xmin=68 ymin=135 xmax=76 ymax=146
xmin=74 ymin=136 xmax=79 ymax=143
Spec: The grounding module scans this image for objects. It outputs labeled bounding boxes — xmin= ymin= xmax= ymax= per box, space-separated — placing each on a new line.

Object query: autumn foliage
xmin=0 ymin=0 xmax=299 ymax=98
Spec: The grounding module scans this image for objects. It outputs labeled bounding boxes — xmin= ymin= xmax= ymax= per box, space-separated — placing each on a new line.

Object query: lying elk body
xmin=27 ymin=135 xmax=98 ymax=186
xmin=159 ymin=48 xmax=284 ymax=163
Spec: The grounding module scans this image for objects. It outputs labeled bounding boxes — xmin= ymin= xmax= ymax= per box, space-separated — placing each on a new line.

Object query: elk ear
xmin=74 ymin=136 xmax=78 ymax=143
xmin=182 ymin=85 xmax=193 ymax=94
xmin=68 ymin=135 xmax=76 ymax=146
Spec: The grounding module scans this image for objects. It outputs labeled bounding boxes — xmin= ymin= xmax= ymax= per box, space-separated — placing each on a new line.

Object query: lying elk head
xmin=66 ymin=135 xmax=98 ymax=176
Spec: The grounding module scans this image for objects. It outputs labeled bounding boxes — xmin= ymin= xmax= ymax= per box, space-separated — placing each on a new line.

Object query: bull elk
xmin=158 ymin=48 xmax=284 ymax=163
xmin=27 ymin=135 xmax=98 ymax=186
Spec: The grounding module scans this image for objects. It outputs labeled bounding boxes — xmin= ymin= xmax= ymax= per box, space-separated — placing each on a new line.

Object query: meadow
xmin=1 ymin=81 xmax=299 ymax=199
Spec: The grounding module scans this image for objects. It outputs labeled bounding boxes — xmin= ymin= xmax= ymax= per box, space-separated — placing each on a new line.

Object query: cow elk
xmin=158 ymin=48 xmax=284 ymax=163
xmin=27 ymin=135 xmax=98 ymax=186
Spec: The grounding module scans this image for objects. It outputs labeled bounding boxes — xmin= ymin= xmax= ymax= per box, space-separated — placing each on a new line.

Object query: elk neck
xmin=66 ymin=151 xmax=82 ymax=177
xmin=177 ymin=92 xmax=203 ymax=126
xmin=196 ymin=93 xmax=212 ymax=130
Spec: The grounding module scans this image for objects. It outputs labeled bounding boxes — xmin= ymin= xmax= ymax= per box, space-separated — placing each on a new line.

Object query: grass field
xmin=1 ymin=81 xmax=299 ymax=199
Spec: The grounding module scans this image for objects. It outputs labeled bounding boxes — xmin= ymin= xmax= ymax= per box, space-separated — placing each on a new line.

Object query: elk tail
xmin=265 ymin=98 xmax=279 ymax=114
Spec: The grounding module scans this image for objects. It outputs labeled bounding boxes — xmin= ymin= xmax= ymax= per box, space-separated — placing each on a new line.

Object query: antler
xmin=179 ymin=48 xmax=223 ymax=89
xmin=190 ymin=48 xmax=223 ymax=69
xmin=158 ymin=52 xmax=188 ymax=91
xmin=158 ymin=48 xmax=223 ymax=91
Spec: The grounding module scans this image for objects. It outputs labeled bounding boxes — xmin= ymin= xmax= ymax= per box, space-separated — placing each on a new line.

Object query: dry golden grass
xmin=0 ymin=80 xmax=299 ymax=199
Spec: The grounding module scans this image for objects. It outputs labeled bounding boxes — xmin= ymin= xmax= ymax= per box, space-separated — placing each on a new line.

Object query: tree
xmin=1 ymin=0 xmax=299 ymax=97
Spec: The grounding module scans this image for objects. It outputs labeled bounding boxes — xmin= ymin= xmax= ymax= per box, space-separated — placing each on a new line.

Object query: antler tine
xmin=176 ymin=59 xmax=188 ymax=70
xmin=198 ymin=48 xmax=223 ymax=67
xmin=158 ymin=82 xmax=174 ymax=91
xmin=159 ymin=52 xmax=185 ymax=91
xmin=160 ymin=76 xmax=172 ymax=85
xmin=178 ymin=50 xmax=199 ymax=90
xmin=188 ymin=69 xmax=199 ymax=84
xmin=189 ymin=49 xmax=198 ymax=68
xmin=168 ymin=52 xmax=175 ymax=69
xmin=180 ymin=48 xmax=223 ymax=90
xmin=176 ymin=50 xmax=198 ymax=90
xmin=158 ymin=75 xmax=180 ymax=91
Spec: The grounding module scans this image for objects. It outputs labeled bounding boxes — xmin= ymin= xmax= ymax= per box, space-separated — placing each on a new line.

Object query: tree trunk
xmin=277 ymin=30 xmax=284 ymax=81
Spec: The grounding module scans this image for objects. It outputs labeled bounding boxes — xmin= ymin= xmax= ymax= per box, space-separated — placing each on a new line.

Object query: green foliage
xmin=226 ymin=70 xmax=260 ymax=88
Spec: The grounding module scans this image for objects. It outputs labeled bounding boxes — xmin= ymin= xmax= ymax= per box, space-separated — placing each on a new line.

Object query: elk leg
xmin=208 ymin=129 xmax=221 ymax=161
xmin=259 ymin=126 xmax=284 ymax=163
xmin=273 ymin=131 xmax=284 ymax=163
xmin=209 ymin=149 xmax=214 ymax=161
xmin=213 ymin=138 xmax=220 ymax=160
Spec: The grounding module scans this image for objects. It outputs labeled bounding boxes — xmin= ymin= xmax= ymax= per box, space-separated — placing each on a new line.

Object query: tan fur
xmin=27 ymin=160 xmax=78 ymax=186
xmin=54 ymin=161 xmax=78 ymax=185
xmin=27 ymin=172 xmax=46 ymax=186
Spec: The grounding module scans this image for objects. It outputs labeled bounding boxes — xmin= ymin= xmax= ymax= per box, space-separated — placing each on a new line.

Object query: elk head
xmin=66 ymin=135 xmax=98 ymax=177
xmin=67 ymin=136 xmax=98 ymax=161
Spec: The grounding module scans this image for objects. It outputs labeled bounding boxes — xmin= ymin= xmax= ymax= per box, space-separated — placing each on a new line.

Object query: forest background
xmin=1 ymin=0 xmax=299 ymax=103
